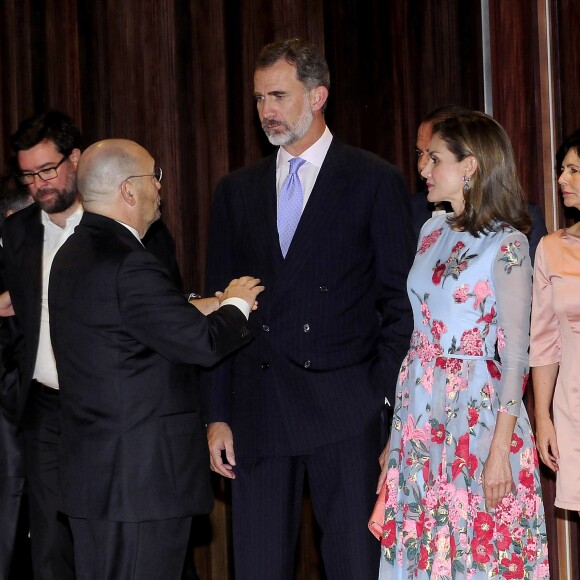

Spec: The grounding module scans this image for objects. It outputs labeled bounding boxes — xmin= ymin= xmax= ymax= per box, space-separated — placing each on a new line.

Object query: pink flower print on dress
xmin=459 ymin=327 xmax=484 ymax=356
xmin=401 ymin=414 xmax=429 ymax=447
xmin=430 ymin=319 xmax=447 ymax=341
xmin=431 ymin=243 xmax=478 ymax=287
xmin=417 ymin=227 xmax=443 ymax=254
xmin=420 ymin=302 xmax=431 ymax=326
xmin=499 ymin=239 xmax=526 ymax=274
xmin=453 ymin=284 xmax=469 ymax=303
xmin=432 ymin=263 xmax=445 ymax=285
xmin=501 ymin=553 xmax=525 ymax=579
xmin=472 ymin=279 xmax=493 ymax=309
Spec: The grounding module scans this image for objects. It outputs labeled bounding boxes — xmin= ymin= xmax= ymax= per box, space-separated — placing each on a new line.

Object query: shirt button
xmin=303 ymin=324 xmax=310 ymax=333
xmin=262 ymin=325 xmax=270 ymax=332
xmin=304 ymin=360 xmax=311 ymax=368
xmin=319 ymin=286 xmax=328 ymax=292
xmin=261 ymin=362 xmax=270 ymax=370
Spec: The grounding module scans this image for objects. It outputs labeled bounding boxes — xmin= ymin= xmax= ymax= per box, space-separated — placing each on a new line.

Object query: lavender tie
xmin=277 ymin=157 xmax=306 ymax=257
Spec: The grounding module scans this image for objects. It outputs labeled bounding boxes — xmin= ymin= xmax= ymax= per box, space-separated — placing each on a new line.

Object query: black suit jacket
xmin=202 ymin=138 xmax=415 ymax=457
xmin=48 ymin=212 xmax=251 ymax=522
xmin=2 ymin=204 xmax=45 ymax=424
xmin=2 ymin=204 xmax=186 ymax=424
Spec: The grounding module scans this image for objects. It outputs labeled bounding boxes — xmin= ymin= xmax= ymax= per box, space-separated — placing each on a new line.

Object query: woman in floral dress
xmin=376 ymin=112 xmax=549 ymax=579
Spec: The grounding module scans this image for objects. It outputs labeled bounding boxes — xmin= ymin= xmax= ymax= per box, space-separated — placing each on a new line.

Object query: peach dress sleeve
xmin=530 ymin=229 xmax=580 ymax=510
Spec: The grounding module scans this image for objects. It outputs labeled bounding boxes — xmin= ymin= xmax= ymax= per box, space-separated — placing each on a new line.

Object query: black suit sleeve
xmin=371 ymin=166 xmax=416 ymax=404
xmin=117 ymin=250 xmax=250 ymax=367
xmin=526 ymin=202 xmax=548 ymax=266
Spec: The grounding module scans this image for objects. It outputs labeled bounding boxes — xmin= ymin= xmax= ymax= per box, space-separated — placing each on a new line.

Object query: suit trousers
xmin=69 ymin=516 xmax=192 ymax=580
xmin=231 ymin=418 xmax=383 ymax=580
xmin=21 ymin=382 xmax=75 ymax=580
xmin=0 ymin=406 xmax=29 ymax=578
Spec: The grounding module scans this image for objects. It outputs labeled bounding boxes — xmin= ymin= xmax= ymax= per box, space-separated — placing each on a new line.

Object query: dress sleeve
xmin=492 ymin=231 xmax=533 ymax=416
xmin=529 ymin=238 xmax=561 ymax=367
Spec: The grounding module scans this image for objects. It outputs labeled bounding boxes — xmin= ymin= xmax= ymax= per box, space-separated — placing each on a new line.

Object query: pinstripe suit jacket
xmin=202 ymin=138 xmax=415 ymax=457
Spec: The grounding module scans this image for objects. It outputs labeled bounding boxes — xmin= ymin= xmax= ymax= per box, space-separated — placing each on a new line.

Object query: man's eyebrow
xmin=253 ymin=90 xmax=288 ymax=97
xmin=21 ymin=159 xmax=62 ymax=172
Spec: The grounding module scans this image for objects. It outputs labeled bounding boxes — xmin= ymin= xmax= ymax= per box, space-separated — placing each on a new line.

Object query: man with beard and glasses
xmin=202 ymin=38 xmax=415 ymax=579
xmin=1 ymin=110 xmax=82 ymax=580
xmin=1 ymin=111 xmax=209 ymax=580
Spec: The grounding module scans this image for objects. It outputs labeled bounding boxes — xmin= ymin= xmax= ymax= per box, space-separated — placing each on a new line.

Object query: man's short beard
xmin=262 ymin=95 xmax=313 ymax=147
xmin=37 ymin=171 xmax=78 ymax=214
xmin=41 ymin=186 xmax=78 ymax=214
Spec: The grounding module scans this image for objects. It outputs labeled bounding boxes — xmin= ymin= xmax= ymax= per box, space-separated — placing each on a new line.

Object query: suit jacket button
xmin=319 ymin=285 xmax=328 ymax=292
xmin=261 ymin=362 xmax=270 ymax=370
xmin=303 ymin=324 xmax=310 ymax=332
xmin=262 ymin=324 xmax=270 ymax=332
xmin=304 ymin=360 xmax=311 ymax=368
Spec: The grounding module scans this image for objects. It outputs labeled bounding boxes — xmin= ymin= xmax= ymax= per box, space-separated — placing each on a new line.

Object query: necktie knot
xmin=289 ymin=156 xmax=306 ymax=175
xmin=277 ymin=157 xmax=306 ymax=257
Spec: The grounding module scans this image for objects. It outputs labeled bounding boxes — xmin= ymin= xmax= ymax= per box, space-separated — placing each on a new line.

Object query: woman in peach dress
xmin=530 ymin=130 xmax=580 ymax=512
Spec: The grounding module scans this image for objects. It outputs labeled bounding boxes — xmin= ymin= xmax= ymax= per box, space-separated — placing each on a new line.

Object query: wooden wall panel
xmin=555 ymin=0 xmax=580 ymax=138
xmin=488 ymin=0 xmax=546 ymax=208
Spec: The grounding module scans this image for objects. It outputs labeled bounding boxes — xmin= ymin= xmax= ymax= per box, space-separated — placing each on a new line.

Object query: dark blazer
xmin=410 ymin=192 xmax=548 ymax=263
xmin=48 ymin=212 xmax=251 ymax=522
xmin=2 ymin=203 xmax=45 ymax=424
xmin=2 ymin=203 xmax=187 ymax=423
xmin=202 ymin=138 xmax=415 ymax=457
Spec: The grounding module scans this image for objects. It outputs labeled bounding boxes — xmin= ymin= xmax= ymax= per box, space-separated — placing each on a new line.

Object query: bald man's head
xmin=77 ymin=139 xmax=161 ymax=237
xmin=77 ymin=139 xmax=153 ymax=204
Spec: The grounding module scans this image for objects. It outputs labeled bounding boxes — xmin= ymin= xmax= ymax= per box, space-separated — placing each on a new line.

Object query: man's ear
xmin=120 ymin=181 xmax=137 ymax=207
xmin=69 ymin=148 xmax=81 ymax=168
xmin=310 ymin=86 xmax=329 ymax=112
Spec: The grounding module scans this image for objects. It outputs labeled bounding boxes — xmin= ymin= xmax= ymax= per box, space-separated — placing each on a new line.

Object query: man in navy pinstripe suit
xmin=202 ymin=39 xmax=415 ymax=579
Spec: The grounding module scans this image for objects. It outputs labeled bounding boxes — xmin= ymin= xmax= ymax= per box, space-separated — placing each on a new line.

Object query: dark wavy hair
xmin=556 ymin=129 xmax=580 ymax=170
xmin=256 ymin=38 xmax=330 ymax=111
xmin=433 ymin=112 xmax=530 ymax=236
xmin=10 ymin=110 xmax=81 ymax=155
xmin=422 ymin=104 xmax=471 ymax=125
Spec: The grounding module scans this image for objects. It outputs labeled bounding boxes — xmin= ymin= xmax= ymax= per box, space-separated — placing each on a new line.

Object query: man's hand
xmin=189 ymin=297 xmax=220 ymax=315
xmin=219 ymin=276 xmax=264 ymax=310
xmin=207 ymin=421 xmax=236 ymax=479
xmin=376 ymin=438 xmax=390 ymax=494
xmin=0 ymin=291 xmax=14 ymax=317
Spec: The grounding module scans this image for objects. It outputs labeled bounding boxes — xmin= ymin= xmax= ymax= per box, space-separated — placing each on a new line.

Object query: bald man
xmin=48 ymin=139 xmax=263 ymax=579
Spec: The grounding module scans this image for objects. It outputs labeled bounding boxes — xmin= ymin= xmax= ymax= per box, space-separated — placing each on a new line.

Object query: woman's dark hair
xmin=556 ymin=129 xmax=580 ymax=170
xmin=433 ymin=111 xmax=530 ymax=236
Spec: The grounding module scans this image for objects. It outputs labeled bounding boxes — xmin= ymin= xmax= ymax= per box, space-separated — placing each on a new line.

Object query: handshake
xmin=189 ymin=276 xmax=264 ymax=316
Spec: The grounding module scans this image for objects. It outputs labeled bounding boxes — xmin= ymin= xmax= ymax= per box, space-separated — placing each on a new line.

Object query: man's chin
xmin=265 ymin=131 xmax=294 ymax=147
xmin=41 ymin=199 xmax=76 ymax=215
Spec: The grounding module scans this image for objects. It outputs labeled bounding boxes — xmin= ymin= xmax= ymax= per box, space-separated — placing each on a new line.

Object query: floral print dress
xmin=379 ymin=215 xmax=549 ymax=580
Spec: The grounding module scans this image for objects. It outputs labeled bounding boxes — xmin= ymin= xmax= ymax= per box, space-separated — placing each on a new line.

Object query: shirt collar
xmin=115 ymin=221 xmax=143 ymax=243
xmin=41 ymin=202 xmax=83 ymax=230
xmin=277 ymin=126 xmax=333 ymax=169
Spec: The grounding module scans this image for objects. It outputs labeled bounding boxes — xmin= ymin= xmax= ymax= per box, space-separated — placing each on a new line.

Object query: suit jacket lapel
xmin=242 ymin=154 xmax=284 ymax=274
xmin=20 ymin=206 xmax=44 ymax=330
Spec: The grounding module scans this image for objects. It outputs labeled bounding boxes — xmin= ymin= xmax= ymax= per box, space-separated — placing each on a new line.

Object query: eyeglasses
xmin=124 ymin=167 xmax=163 ymax=184
xmin=18 ymin=154 xmax=68 ymax=185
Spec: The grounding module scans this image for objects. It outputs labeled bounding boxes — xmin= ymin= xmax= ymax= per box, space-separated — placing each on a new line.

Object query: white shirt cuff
xmin=220 ymin=297 xmax=251 ymax=320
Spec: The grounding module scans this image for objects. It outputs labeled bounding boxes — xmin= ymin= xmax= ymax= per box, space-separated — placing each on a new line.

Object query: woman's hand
xmin=482 ymin=446 xmax=515 ymax=510
xmin=534 ymin=415 xmax=559 ymax=472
